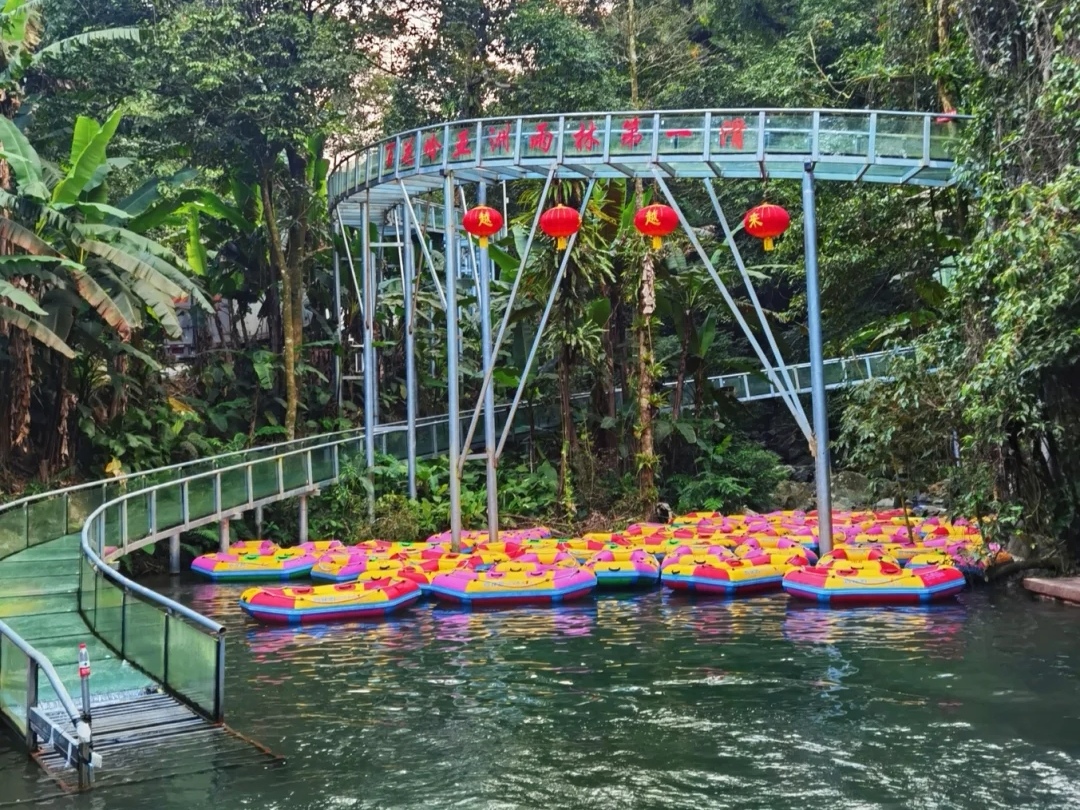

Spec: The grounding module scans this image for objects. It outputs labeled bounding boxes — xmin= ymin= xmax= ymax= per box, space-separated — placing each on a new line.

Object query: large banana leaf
xmin=66 ymin=264 xmax=134 ymax=337
xmin=0 ymin=278 xmax=44 ymax=314
xmin=77 ymin=238 xmax=186 ymax=300
xmin=0 ymin=117 xmax=48 ymax=200
xmin=113 ymin=168 xmax=198 ymax=220
xmin=52 ymin=108 xmax=123 ymax=205
xmin=0 ymin=303 xmax=75 ymax=357
xmin=33 ymin=26 xmax=140 ymax=60
xmin=0 ymin=216 xmax=57 ymax=255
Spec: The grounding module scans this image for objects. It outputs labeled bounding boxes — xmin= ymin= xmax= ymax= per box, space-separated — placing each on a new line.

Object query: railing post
xmin=120 ymin=500 xmax=129 ymax=555
xmin=77 ymin=643 xmax=93 ymax=789
xmin=276 ymin=457 xmax=284 ymax=495
xmin=255 ymin=506 xmax=264 ymax=537
xmin=305 ymin=451 xmax=314 ymax=487
xmin=148 ymin=490 xmax=157 ymax=537
xmin=23 ymin=503 xmax=30 ymax=552
xmin=180 ymin=480 xmax=190 ymax=524
xmin=25 ymin=658 xmax=38 ymax=750
xmin=219 ymin=517 xmax=230 ymax=553
xmin=169 ymin=534 xmax=181 ymax=575
xmin=246 ymin=465 xmax=254 ymax=506
xmin=214 ymin=633 xmax=226 ymax=723
xmin=213 ymin=472 xmax=222 ymax=515
xmin=298 ymin=496 xmax=309 ymax=543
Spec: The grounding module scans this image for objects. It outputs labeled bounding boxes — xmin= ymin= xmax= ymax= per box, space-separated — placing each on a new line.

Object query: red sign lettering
xmin=487 ymin=124 xmax=511 ymax=153
xmin=384 ymin=141 xmax=396 ymax=170
xmin=401 ymin=138 xmax=415 ymax=166
xmin=422 ymin=133 xmax=442 ymax=163
xmin=620 ymin=117 xmax=643 ymax=148
xmin=450 ymin=129 xmax=472 ymax=160
xmin=573 ymin=120 xmax=601 ymax=152
xmin=528 ymin=122 xmax=554 ymax=153
xmin=717 ymin=117 xmax=746 ymax=150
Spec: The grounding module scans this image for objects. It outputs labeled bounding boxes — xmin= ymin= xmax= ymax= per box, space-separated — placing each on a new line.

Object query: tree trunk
xmin=261 ymin=174 xmax=299 ymax=441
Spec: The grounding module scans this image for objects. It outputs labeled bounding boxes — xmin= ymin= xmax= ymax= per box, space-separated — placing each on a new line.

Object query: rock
xmin=831 ymin=470 xmax=874 ymax=510
xmin=875 ymin=497 xmax=896 ymax=510
xmin=773 ymin=480 xmax=816 ymax=511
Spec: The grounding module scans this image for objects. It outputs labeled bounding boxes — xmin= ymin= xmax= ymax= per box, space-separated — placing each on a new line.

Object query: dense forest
xmin=0 ymin=0 xmax=1077 ymax=566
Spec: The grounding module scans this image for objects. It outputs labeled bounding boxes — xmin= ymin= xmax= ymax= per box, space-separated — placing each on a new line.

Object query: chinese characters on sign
xmin=573 ymin=121 xmax=601 ymax=152
xmin=528 ymin=122 xmax=554 ymax=153
xmin=450 ymin=129 xmax=471 ymax=160
xmin=422 ymin=133 xmax=442 ymax=163
xmin=487 ymin=124 xmax=511 ymax=153
xmin=620 ymin=117 xmax=643 ymax=148
xmin=384 ymin=141 xmax=395 ymax=170
xmin=477 ymin=210 xmax=494 ymax=228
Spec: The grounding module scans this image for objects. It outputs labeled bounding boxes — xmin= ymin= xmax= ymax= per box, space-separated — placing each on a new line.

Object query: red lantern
xmin=462 ymin=205 xmax=503 ymax=248
xmin=634 ymin=203 xmax=678 ymax=250
xmin=539 ymin=204 xmax=581 ymax=250
xmin=743 ymin=202 xmax=790 ymax=251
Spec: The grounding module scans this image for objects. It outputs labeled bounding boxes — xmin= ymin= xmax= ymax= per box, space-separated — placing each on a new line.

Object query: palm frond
xmin=0 ymin=216 xmax=58 ymax=255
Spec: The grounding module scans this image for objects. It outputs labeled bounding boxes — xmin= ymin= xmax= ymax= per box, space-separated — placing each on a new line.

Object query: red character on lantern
xmin=462 ymin=205 xmax=504 ymax=249
xmin=742 ymin=202 xmax=790 ymax=251
xmin=634 ymin=204 xmax=678 ymax=250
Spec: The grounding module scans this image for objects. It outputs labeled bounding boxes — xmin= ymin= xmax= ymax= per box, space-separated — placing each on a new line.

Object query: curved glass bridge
xmin=0 ymin=106 xmax=961 ymax=793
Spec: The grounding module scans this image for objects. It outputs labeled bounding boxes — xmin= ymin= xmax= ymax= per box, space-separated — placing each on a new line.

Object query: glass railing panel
xmin=123 ymin=597 xmax=165 ymax=681
xmin=311 ymin=446 xmax=336 ymax=484
xmin=875 ymin=114 xmax=924 ymax=160
xmin=165 ymin=616 xmax=216 ymax=716
xmin=251 ymin=459 xmax=280 ymax=501
xmin=125 ymin=495 xmax=150 ymax=543
xmin=219 ymin=467 xmax=250 ymax=513
xmin=155 ymin=484 xmax=184 ymax=534
xmin=0 ymin=635 xmax=29 ymax=735
xmin=79 ymin=556 xmax=96 ymax=629
xmin=102 ymin=503 xmax=123 ymax=551
xmin=282 ymin=455 xmax=308 ymax=492
xmin=27 ymin=497 xmax=67 ymax=547
xmin=67 ymin=486 xmax=105 ymax=536
xmin=187 ymin=477 xmax=217 ymax=522
xmin=0 ymin=506 xmax=27 ymax=561
xmin=93 ymin=575 xmax=123 ymax=651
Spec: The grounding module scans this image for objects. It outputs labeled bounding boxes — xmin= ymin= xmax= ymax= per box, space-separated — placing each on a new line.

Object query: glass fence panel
xmin=154 ymin=485 xmax=183 ymax=534
xmin=79 ymin=556 xmax=96 ymax=629
xmin=102 ymin=503 xmax=123 ymax=552
xmin=251 ymin=460 xmax=280 ymax=501
xmin=282 ymin=454 xmax=308 ymax=491
xmin=66 ymin=486 xmax=106 ymax=537
xmin=124 ymin=597 xmax=166 ymax=681
xmin=165 ymin=616 xmax=216 ymax=716
xmin=311 ymin=446 xmax=336 ymax=484
xmin=0 ymin=506 xmax=27 ymax=561
xmin=27 ymin=497 xmax=67 ymax=547
xmin=93 ymin=575 xmax=123 ymax=651
xmin=186 ymin=477 xmax=217 ymax=522
xmin=0 ymin=635 xmax=29 ymax=735
xmin=219 ymin=467 xmax=250 ymax=513
xmin=125 ymin=495 xmax=150 ymax=543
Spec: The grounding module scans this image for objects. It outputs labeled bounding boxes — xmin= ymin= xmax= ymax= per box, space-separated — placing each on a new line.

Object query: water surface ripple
xmin=3 ymin=585 xmax=1080 ymax=809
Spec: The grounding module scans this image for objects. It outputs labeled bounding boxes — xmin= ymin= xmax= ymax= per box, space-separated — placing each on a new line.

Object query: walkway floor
xmin=0 ymin=534 xmax=153 ymax=708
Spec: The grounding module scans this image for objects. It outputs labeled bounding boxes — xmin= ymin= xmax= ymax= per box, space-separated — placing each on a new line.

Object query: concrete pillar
xmin=255 ymin=505 xmax=264 ymax=537
xmin=218 ymin=517 xmax=230 ymax=553
xmin=169 ymin=533 xmax=181 ymax=574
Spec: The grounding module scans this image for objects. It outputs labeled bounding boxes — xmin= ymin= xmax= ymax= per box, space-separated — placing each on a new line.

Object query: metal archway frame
xmin=330 ymin=107 xmax=966 ymax=552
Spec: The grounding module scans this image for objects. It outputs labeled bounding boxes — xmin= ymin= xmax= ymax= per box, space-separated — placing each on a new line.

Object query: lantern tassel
xmin=651 ymin=236 xmax=662 ymax=250
xmin=557 ymin=236 xmax=568 ymax=250
xmin=763 ymin=237 xmax=775 ymax=251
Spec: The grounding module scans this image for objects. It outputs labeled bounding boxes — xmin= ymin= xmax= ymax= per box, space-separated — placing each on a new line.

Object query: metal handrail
xmin=0 ymin=619 xmax=81 ymax=724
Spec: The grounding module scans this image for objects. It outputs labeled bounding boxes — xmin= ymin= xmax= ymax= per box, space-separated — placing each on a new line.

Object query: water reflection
xmin=782 ymin=601 xmax=967 ymax=660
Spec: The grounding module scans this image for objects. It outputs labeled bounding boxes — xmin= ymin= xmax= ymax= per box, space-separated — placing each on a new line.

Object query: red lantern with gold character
xmin=462 ymin=205 xmax=503 ymax=248
xmin=634 ymin=203 xmax=678 ymax=250
xmin=743 ymin=203 xmax=790 ymax=251
xmin=539 ymin=204 xmax=581 ymax=250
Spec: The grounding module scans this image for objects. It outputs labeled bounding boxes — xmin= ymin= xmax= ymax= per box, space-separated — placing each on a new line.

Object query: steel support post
xmin=444 ymin=174 xmax=464 ymax=552
xmin=495 ymin=180 xmax=596 ymax=459
xmin=298 ymin=495 xmax=309 ymax=543
xmin=458 ymin=166 xmax=556 ymax=467
xmin=401 ymin=203 xmax=419 ymax=500
xmin=704 ymin=181 xmax=812 ymax=437
xmin=169 ymin=533 xmax=181 ymax=575
xmin=332 ymin=221 xmax=344 ymax=414
xmin=478 ymin=182 xmax=499 ymax=542
xmin=255 ymin=505 xmax=264 ymax=536
xmin=802 ymin=163 xmax=833 ymax=553
xmin=652 ymin=171 xmax=813 ymax=445
xmin=218 ymin=517 xmax=230 ymax=553
xmin=361 ymin=198 xmax=376 ymax=521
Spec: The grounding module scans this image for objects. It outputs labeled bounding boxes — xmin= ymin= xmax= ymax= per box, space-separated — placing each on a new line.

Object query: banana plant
xmin=0 ymin=110 xmax=209 ymax=357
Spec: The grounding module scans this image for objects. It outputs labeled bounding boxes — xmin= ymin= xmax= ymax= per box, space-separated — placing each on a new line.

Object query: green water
xmin=3 ymin=584 xmax=1080 ymax=809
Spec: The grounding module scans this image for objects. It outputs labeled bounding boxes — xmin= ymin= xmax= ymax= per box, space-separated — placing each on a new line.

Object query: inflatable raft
xmin=661 ymin=554 xmax=786 ymax=595
xmin=428 ymin=565 xmax=596 ymax=606
xmin=239 ymin=577 xmax=421 ymax=624
xmin=192 ymin=546 xmax=319 ymax=581
xmin=311 ymin=552 xmax=408 ymax=583
xmin=783 ymin=560 xmax=966 ymax=605
xmin=585 ymin=549 xmax=660 ymax=587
